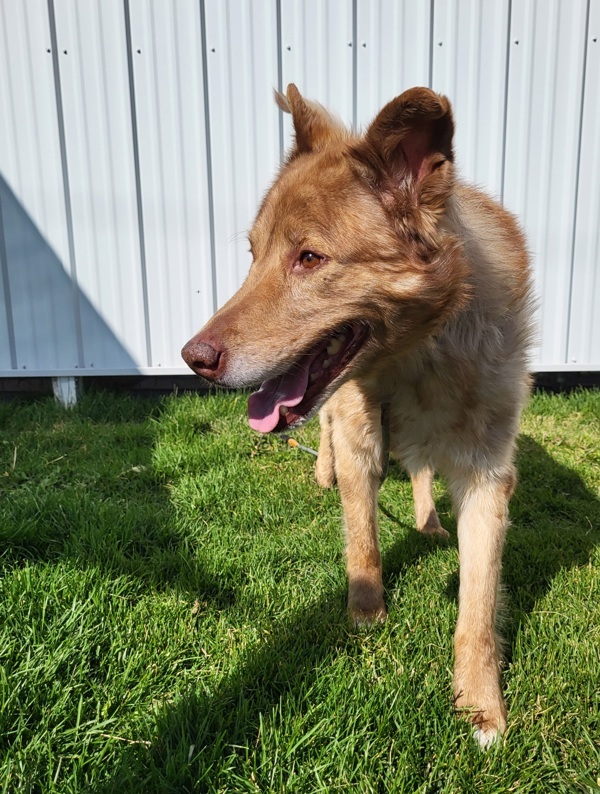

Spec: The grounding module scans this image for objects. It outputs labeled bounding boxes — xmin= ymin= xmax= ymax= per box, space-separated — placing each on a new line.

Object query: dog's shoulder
xmin=443 ymin=183 xmax=532 ymax=316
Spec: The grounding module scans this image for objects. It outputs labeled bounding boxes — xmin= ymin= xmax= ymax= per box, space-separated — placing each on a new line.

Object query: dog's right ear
xmin=350 ymin=87 xmax=455 ymax=223
xmin=275 ymin=84 xmax=347 ymax=159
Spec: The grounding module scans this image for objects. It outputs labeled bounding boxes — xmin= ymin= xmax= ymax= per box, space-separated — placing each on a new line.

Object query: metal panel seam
xmin=564 ymin=0 xmax=592 ymax=363
xmin=199 ymin=0 xmax=218 ymax=314
xmin=500 ymin=0 xmax=513 ymax=204
xmin=276 ymin=0 xmax=283 ymax=162
xmin=428 ymin=0 xmax=435 ymax=88
xmin=0 ymin=0 xmax=16 ymax=367
xmin=172 ymin=2 xmax=197 ymax=358
xmin=0 ymin=185 xmax=16 ymax=369
xmin=249 ymin=3 xmax=260 ymax=200
xmin=47 ymin=0 xmax=84 ymax=368
xmin=123 ymin=0 xmax=151 ymax=367
xmin=148 ymin=1 xmax=173 ymax=342
xmin=352 ymin=0 xmax=357 ymax=130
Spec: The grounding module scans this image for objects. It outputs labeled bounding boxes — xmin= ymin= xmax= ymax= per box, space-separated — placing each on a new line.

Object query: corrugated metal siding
xmin=281 ymin=0 xmax=354 ymax=132
xmin=0 ymin=0 xmax=79 ymax=373
xmin=128 ymin=0 xmax=214 ymax=369
xmin=355 ymin=0 xmax=431 ymax=124
xmin=0 ymin=0 xmax=598 ymax=376
xmin=54 ymin=0 xmax=148 ymax=371
xmin=503 ymin=0 xmax=589 ymax=366
xmin=205 ymin=0 xmax=280 ymax=307
xmin=430 ymin=0 xmax=510 ymax=197
xmin=568 ymin=0 xmax=600 ymax=367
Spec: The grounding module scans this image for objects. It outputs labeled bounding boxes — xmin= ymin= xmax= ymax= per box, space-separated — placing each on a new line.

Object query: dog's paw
xmin=349 ymin=605 xmax=387 ymax=627
xmin=315 ymin=465 xmax=336 ymax=489
xmin=454 ymin=692 xmax=507 ymax=750
xmin=473 ymin=724 xmax=504 ymax=749
xmin=348 ymin=581 xmax=387 ymax=627
xmin=417 ymin=519 xmax=449 ymax=541
xmin=315 ymin=455 xmax=336 ymax=488
xmin=348 ymin=570 xmax=386 ymax=627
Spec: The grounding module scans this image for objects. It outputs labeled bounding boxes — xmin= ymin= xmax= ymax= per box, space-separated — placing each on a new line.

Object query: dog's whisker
xmin=227 ymin=229 xmax=250 ymax=246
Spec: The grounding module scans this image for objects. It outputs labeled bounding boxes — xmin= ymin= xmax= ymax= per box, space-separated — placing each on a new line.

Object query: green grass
xmin=0 ymin=388 xmax=599 ymax=793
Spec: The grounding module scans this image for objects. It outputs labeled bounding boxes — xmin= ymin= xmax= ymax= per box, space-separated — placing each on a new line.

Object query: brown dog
xmin=182 ymin=85 xmax=534 ymax=746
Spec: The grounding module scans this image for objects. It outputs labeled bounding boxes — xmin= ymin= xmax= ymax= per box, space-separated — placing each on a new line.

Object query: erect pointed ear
xmin=275 ymin=83 xmax=347 ymax=158
xmin=352 ymin=87 xmax=455 ymax=199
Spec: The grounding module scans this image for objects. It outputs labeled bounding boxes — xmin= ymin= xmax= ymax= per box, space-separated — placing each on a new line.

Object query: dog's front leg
xmin=329 ymin=385 xmax=386 ymax=625
xmin=449 ymin=466 xmax=516 ymax=746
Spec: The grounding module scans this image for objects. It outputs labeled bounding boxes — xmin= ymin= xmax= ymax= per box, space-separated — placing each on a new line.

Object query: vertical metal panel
xmin=280 ymin=0 xmax=354 ymax=140
xmin=53 ymin=0 xmax=146 ymax=370
xmin=431 ymin=0 xmax=510 ymax=196
xmin=0 ymin=0 xmax=78 ymax=372
xmin=503 ymin=0 xmax=588 ymax=366
xmin=203 ymin=0 xmax=280 ymax=307
xmin=355 ymin=0 xmax=431 ymax=128
xmin=0 ymin=189 xmax=14 ymax=371
xmin=128 ymin=0 xmax=214 ymax=368
xmin=568 ymin=0 xmax=600 ymax=366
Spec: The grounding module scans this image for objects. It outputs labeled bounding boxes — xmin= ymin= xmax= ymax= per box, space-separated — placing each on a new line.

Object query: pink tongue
xmin=248 ymin=365 xmax=310 ymax=433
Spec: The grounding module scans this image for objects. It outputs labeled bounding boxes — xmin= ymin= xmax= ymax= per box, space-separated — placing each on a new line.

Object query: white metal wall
xmin=0 ymin=0 xmax=598 ymax=376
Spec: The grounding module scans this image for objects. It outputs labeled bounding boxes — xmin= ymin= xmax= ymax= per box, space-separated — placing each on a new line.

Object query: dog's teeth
xmin=323 ymin=358 xmax=332 ymax=369
xmin=279 ymin=406 xmax=289 ymax=416
xmin=327 ymin=337 xmax=343 ymax=355
xmin=309 ymin=373 xmax=318 ymax=382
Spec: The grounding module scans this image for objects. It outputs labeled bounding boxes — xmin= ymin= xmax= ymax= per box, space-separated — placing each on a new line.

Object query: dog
xmin=182 ymin=85 xmax=534 ymax=746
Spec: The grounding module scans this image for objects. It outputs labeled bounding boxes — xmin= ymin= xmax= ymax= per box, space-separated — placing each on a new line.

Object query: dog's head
xmin=182 ymin=85 xmax=470 ymax=432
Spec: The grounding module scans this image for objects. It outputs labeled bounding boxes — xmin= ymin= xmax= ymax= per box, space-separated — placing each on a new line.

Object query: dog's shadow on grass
xmin=382 ymin=437 xmax=600 ymax=647
xmin=0 ymin=396 xmax=243 ymax=605
xmin=502 ymin=434 xmax=600 ymax=647
xmin=439 ymin=436 xmax=600 ymax=650
xmin=98 ymin=431 xmax=599 ymax=791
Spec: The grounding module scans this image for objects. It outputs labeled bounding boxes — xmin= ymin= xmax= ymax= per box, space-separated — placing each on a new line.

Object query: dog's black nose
xmin=181 ymin=339 xmax=222 ymax=378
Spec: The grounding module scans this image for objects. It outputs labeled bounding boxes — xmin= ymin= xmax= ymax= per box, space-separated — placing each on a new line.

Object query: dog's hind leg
xmin=449 ymin=465 xmax=516 ymax=747
xmin=330 ymin=384 xmax=387 ymax=626
xmin=315 ymin=405 xmax=336 ymax=488
xmin=409 ymin=466 xmax=449 ymax=540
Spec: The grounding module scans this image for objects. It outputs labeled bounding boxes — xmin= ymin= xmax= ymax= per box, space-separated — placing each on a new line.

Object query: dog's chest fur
xmin=382 ymin=346 xmax=523 ymax=476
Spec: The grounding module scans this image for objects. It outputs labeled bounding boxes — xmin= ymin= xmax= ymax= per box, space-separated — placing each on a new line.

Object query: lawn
xmin=0 ymin=388 xmax=598 ymax=793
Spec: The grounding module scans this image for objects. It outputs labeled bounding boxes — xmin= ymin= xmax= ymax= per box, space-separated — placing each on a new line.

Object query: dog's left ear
xmin=351 ymin=87 xmax=455 ymax=211
xmin=275 ymin=83 xmax=347 ymax=158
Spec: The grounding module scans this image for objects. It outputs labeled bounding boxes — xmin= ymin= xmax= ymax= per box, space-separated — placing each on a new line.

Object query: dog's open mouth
xmin=247 ymin=324 xmax=369 ymax=433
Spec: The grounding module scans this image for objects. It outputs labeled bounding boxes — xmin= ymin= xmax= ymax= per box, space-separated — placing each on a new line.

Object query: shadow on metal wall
xmin=0 ymin=174 xmax=138 ymax=375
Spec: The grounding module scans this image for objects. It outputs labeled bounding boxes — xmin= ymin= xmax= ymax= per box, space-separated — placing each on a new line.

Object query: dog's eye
xmin=297 ymin=251 xmax=323 ymax=269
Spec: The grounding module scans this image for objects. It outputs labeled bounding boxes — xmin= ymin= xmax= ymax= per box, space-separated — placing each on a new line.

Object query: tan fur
xmin=182 ymin=85 xmax=534 ymax=746
xmin=410 ymin=467 xmax=449 ymax=539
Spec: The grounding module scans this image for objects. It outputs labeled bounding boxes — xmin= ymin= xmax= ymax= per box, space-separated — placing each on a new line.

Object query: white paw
xmin=473 ymin=725 xmax=502 ymax=750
